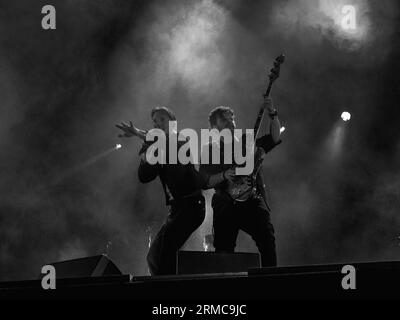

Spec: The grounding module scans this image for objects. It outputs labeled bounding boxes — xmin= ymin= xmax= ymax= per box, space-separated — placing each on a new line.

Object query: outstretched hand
xmin=115 ymin=121 xmax=140 ymax=138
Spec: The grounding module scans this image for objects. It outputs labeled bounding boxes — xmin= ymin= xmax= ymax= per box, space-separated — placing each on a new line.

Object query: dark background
xmin=0 ymin=0 xmax=399 ymax=280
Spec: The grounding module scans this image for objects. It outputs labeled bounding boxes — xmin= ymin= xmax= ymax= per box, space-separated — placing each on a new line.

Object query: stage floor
xmin=1 ymin=261 xmax=399 ymax=300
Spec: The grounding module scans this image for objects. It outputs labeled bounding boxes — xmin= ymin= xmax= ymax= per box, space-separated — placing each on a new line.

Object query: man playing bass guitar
xmin=200 ymin=97 xmax=282 ymax=267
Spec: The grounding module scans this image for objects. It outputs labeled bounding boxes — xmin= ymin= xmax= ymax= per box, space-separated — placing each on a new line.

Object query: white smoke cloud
xmin=110 ymin=0 xmax=230 ymax=119
xmin=149 ymin=0 xmax=229 ymax=94
xmin=169 ymin=2 xmax=227 ymax=86
xmin=272 ymin=0 xmax=371 ymax=50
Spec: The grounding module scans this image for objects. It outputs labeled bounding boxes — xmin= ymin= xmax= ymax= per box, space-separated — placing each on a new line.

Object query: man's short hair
xmin=208 ymin=106 xmax=234 ymax=127
xmin=151 ymin=106 xmax=176 ymax=121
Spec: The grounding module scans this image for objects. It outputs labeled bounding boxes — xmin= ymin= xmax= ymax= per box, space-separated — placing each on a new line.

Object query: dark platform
xmin=1 ymin=260 xmax=400 ymax=300
xmin=177 ymin=251 xmax=260 ymax=274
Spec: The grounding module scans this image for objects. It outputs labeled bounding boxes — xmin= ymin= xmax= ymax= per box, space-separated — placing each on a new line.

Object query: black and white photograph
xmin=0 ymin=0 xmax=399 ymax=310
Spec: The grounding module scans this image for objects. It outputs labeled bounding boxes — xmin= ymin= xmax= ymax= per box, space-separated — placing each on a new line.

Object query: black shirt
xmin=199 ymin=134 xmax=281 ymax=208
xmin=138 ymin=140 xmax=206 ymax=205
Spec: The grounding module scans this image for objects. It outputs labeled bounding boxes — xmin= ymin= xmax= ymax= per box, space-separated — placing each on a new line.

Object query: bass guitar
xmin=226 ymin=54 xmax=285 ymax=202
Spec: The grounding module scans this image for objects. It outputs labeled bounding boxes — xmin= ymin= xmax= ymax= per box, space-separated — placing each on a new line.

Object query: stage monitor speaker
xmin=177 ymin=251 xmax=260 ymax=275
xmin=40 ymin=254 xmax=122 ymax=279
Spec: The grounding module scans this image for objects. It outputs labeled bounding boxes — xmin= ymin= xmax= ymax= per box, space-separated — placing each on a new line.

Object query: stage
xmin=1 ymin=261 xmax=399 ymax=300
xmin=0 ymin=1 xmax=400 ymax=309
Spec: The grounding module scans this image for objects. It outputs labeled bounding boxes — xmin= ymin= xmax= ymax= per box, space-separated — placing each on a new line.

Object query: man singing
xmin=116 ymin=107 xmax=206 ymax=275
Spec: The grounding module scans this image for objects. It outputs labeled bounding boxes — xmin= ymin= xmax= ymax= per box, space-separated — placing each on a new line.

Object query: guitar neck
xmin=251 ymin=81 xmax=274 ymax=177
xmin=253 ymin=81 xmax=273 ymax=139
xmin=247 ymin=54 xmax=284 ymax=178
xmin=251 ymin=147 xmax=266 ymax=178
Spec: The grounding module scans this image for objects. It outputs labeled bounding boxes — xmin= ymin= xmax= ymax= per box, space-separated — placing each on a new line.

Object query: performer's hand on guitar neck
xmin=262 ymin=96 xmax=281 ymax=143
xmin=115 ymin=121 xmax=147 ymax=140
xmin=262 ymin=97 xmax=277 ymax=115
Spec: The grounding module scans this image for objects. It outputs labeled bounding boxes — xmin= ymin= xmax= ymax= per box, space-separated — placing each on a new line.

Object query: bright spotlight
xmin=341 ymin=112 xmax=351 ymax=122
xmin=115 ymin=144 xmax=122 ymax=150
xmin=280 ymin=127 xmax=286 ymax=133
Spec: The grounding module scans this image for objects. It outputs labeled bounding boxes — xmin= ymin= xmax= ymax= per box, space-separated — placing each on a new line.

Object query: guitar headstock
xmin=268 ymin=54 xmax=285 ymax=84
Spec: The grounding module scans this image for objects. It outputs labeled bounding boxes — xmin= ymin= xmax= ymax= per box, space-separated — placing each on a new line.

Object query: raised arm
xmin=264 ymin=97 xmax=281 ymax=144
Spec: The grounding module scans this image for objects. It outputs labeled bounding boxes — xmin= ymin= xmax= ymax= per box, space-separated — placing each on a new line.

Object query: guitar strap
xmin=158 ymin=164 xmax=174 ymax=205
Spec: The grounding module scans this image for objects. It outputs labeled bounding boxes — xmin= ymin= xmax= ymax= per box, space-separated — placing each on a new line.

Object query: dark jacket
xmin=138 ymin=140 xmax=206 ymax=205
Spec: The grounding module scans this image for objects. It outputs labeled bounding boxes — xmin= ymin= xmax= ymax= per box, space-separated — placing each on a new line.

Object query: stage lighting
xmin=341 ymin=112 xmax=351 ymax=122
xmin=115 ymin=144 xmax=122 ymax=150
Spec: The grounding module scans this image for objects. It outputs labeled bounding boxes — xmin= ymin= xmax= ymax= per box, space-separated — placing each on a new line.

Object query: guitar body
xmin=226 ymin=54 xmax=285 ymax=203
xmin=226 ymin=176 xmax=255 ymax=202
xmin=226 ymin=146 xmax=264 ymax=202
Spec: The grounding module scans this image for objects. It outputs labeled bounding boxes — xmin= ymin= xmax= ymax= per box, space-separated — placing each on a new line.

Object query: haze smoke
xmin=0 ymin=0 xmax=399 ymax=280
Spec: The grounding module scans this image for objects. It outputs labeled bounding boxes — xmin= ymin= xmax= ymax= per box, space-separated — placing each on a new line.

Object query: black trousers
xmin=212 ymin=194 xmax=277 ymax=267
xmin=147 ymin=195 xmax=205 ymax=275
